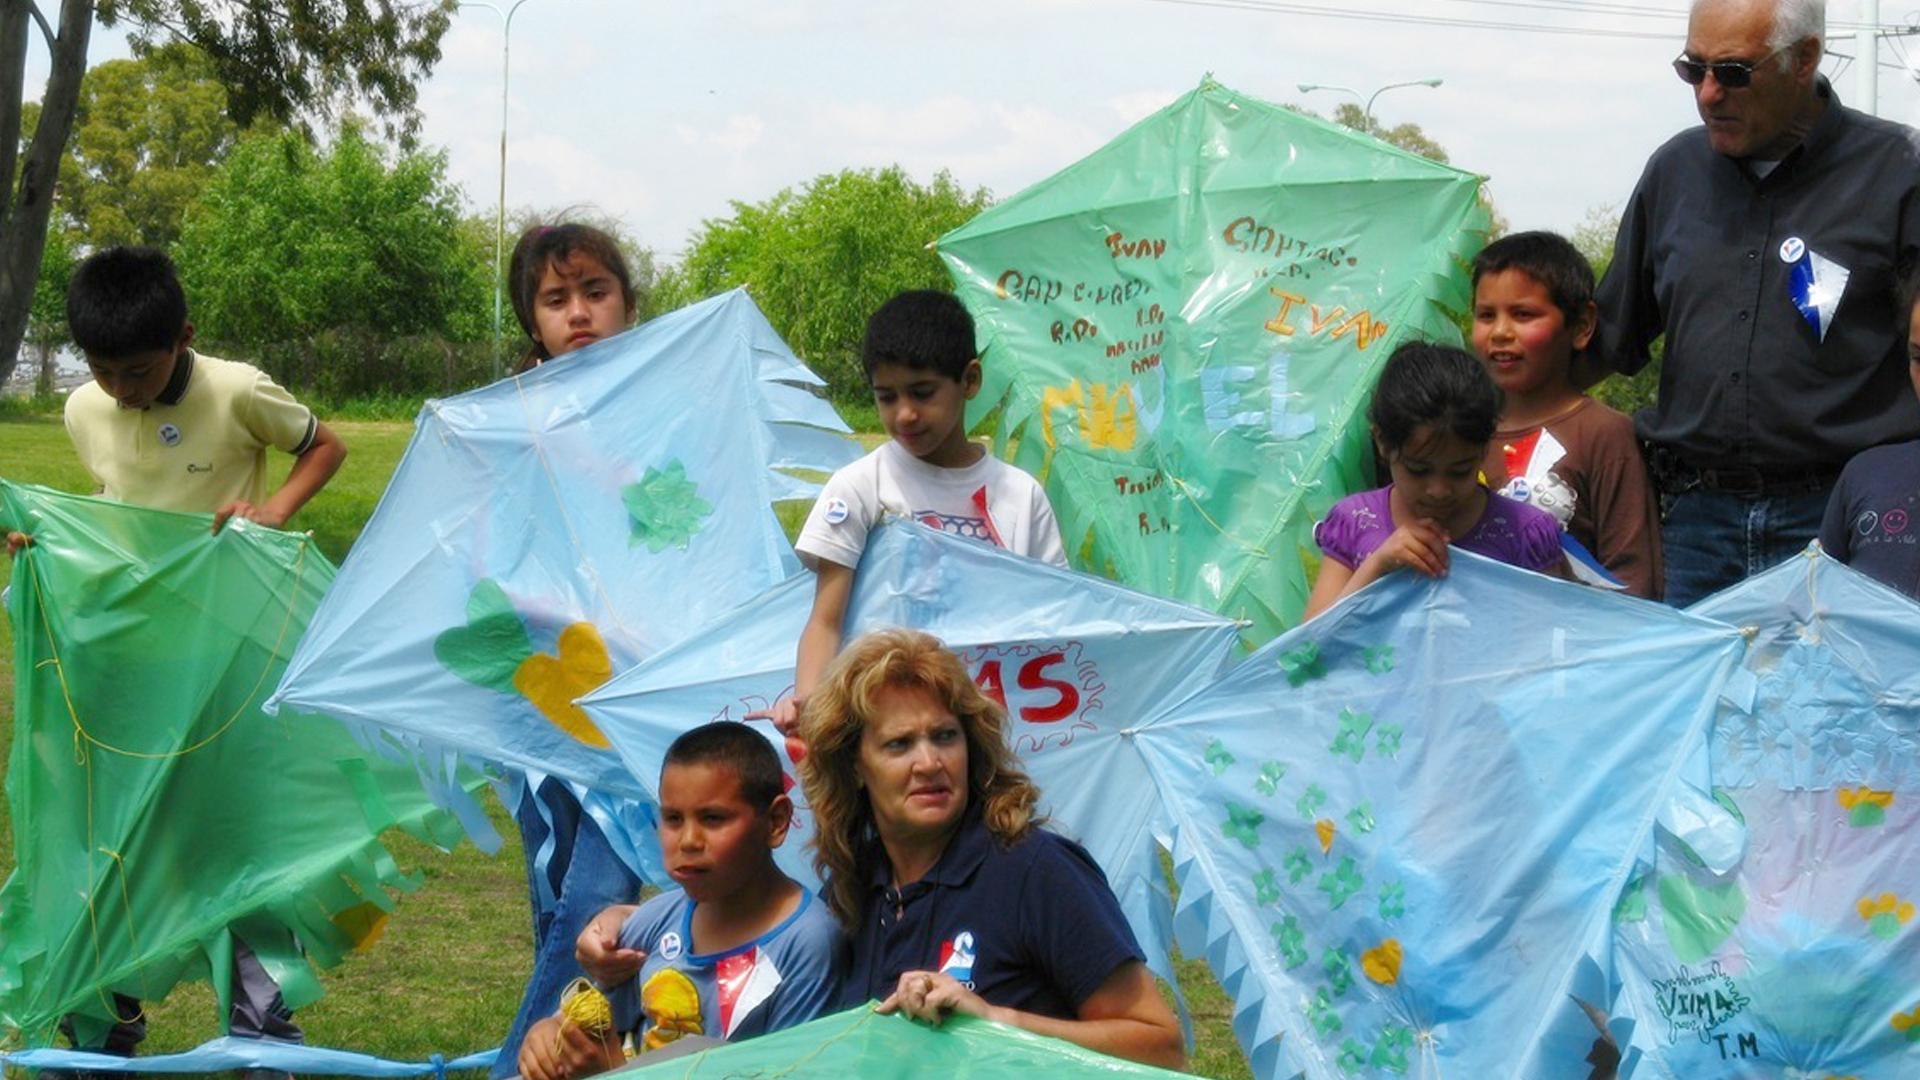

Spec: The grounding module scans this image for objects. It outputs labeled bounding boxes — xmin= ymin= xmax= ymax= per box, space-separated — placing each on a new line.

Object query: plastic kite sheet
xmin=1615 ymin=547 xmax=1920 ymax=1077
xmin=938 ymin=77 xmax=1490 ymax=645
xmin=0 ymin=482 xmax=473 ymax=1048
xmin=606 ymin=1006 xmax=1189 ymax=1079
xmin=1133 ymin=552 xmax=1744 ymax=1080
xmin=577 ymin=520 xmax=1244 ymax=985
xmin=266 ymin=289 xmax=858 ymax=809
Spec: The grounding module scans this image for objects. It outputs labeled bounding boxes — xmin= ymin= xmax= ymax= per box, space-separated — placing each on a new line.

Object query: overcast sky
xmin=32 ymin=0 xmax=1920 ymax=263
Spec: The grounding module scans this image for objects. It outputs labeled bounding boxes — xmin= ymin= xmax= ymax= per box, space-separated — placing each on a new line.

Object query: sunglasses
xmin=1672 ymin=44 xmax=1789 ymax=88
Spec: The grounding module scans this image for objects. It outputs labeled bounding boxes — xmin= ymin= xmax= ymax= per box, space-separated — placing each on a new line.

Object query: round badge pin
xmin=658 ymin=931 xmax=683 ymax=960
xmin=158 ymin=422 xmax=182 ymax=447
xmin=824 ymin=498 xmax=849 ymax=525
xmin=1778 ymin=236 xmax=1805 ymax=263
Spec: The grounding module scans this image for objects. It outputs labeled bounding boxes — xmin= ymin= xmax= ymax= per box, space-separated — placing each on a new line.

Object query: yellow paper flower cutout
xmin=1315 ymin=818 xmax=1336 ymax=855
xmin=1838 ymin=787 xmax=1894 ymax=810
xmin=1857 ymin=892 xmax=1916 ymax=922
xmin=1361 ymin=939 xmax=1403 ymax=985
xmin=514 ymin=622 xmax=614 ymax=749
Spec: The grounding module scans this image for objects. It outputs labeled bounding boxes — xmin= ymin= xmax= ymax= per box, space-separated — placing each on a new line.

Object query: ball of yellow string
xmin=559 ymin=977 xmax=613 ymax=1037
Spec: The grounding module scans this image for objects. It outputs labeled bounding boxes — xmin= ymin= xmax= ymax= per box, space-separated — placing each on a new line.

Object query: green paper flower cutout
xmin=1253 ymin=868 xmax=1281 ymax=906
xmin=1279 ymin=641 xmax=1327 ymax=687
xmin=1255 ymin=760 xmax=1287 ymax=796
xmin=1272 ymin=916 xmax=1309 ymax=969
xmin=1205 ymin=737 xmax=1236 ymax=776
xmin=1319 ymin=857 xmax=1364 ymax=909
xmin=1330 ymin=707 xmax=1373 ymax=763
xmin=1378 ymin=880 xmax=1406 ymax=920
xmin=622 ymin=459 xmax=713 ymax=553
xmin=1363 ymin=643 xmax=1396 ymax=674
xmin=1222 ymin=801 xmax=1265 ymax=849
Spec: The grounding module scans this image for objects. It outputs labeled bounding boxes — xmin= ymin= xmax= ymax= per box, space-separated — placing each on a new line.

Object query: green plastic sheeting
xmin=611 ymin=1006 xmax=1189 ymax=1079
xmin=0 ymin=481 xmax=473 ymax=1048
xmin=938 ymin=78 xmax=1489 ymax=644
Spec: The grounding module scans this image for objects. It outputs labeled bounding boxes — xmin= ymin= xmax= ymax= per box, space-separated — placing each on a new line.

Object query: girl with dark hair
xmin=493 ymin=220 xmax=645 ymax=1077
xmin=1302 ymin=340 xmax=1567 ymax=620
xmin=507 ymin=222 xmax=638 ymax=373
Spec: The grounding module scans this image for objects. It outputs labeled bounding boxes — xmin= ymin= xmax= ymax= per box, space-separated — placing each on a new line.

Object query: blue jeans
xmin=1660 ymin=487 xmax=1830 ymax=607
xmin=492 ymin=780 xmax=643 ymax=1079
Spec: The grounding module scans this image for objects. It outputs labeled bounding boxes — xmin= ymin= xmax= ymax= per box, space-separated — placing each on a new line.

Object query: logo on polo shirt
xmin=158 ymin=422 xmax=181 ymax=446
xmin=937 ymin=930 xmax=976 ymax=987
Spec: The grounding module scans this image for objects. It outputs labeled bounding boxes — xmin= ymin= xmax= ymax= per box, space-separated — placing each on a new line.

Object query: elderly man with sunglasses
xmin=1594 ymin=0 xmax=1920 ymax=606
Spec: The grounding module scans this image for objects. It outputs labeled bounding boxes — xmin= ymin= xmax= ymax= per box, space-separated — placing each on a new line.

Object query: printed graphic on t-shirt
xmin=715 ymin=947 xmax=783 ymax=1038
xmin=912 ymin=485 xmax=1006 ymax=546
xmin=640 ymin=969 xmax=703 ymax=1049
xmin=1498 ymin=428 xmax=1576 ymax=528
xmin=938 ymin=930 xmax=977 ymax=987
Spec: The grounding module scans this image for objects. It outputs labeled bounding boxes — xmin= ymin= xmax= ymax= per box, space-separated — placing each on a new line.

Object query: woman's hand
xmin=875 ymin=970 xmax=999 ymax=1026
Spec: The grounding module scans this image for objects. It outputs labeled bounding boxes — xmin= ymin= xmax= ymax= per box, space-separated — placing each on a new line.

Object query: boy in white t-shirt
xmin=763 ymin=291 xmax=1065 ymax=732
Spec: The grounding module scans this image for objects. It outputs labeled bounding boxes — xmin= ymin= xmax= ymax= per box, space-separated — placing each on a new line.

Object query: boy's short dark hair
xmin=66 ymin=246 xmax=189 ymax=358
xmin=861 ymin=290 xmax=976 ymax=382
xmin=663 ymin=720 xmax=785 ymax=812
xmin=1471 ymin=230 xmax=1596 ymax=323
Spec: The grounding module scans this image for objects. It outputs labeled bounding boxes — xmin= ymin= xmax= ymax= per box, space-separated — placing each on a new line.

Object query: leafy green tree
xmin=176 ymin=123 xmax=491 ymax=397
xmin=57 ymin=42 xmax=239 ymax=248
xmin=657 ymin=166 xmax=993 ymax=403
xmin=1573 ymin=203 xmax=1661 ymax=416
xmin=0 ymin=0 xmax=455 ymax=386
xmin=1328 ymin=103 xmax=1451 ymax=164
xmin=25 ymin=221 xmax=72 ymax=393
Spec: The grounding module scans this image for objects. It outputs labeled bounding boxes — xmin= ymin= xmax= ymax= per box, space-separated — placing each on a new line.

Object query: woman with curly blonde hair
xmin=798 ymin=628 xmax=1182 ymax=1069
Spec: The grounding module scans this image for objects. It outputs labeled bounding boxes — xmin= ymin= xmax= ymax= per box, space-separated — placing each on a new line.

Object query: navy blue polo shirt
xmin=849 ymin=811 xmax=1144 ymax=1020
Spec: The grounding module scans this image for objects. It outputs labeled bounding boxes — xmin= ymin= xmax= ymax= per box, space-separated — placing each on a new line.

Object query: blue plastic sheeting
xmin=1616 ymin=546 xmax=1920 ymax=1077
xmin=579 ymin=520 xmax=1244 ymax=1000
xmin=3 ymin=1037 xmax=496 ymax=1078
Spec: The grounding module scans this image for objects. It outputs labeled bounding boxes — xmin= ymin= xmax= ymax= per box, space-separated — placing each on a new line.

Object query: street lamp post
xmin=460 ymin=0 xmax=536 ymax=374
xmin=1297 ymin=78 xmax=1444 ymax=127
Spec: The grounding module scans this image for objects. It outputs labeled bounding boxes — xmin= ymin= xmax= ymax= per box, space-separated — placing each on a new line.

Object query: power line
xmin=1126 ymin=0 xmax=1678 ymax=39
xmin=1127 ymin=0 xmax=1891 ymax=39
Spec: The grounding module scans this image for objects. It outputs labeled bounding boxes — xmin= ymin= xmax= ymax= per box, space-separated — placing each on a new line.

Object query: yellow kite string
xmin=21 ymin=527 xmax=312 ymax=1027
xmin=37 ymin=532 xmax=317 ymax=759
xmin=667 ymin=1007 xmax=880 ymax=1080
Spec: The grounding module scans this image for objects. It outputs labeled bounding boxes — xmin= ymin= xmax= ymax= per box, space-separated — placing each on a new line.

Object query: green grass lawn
xmin=0 ymin=414 xmax=1251 ymax=1078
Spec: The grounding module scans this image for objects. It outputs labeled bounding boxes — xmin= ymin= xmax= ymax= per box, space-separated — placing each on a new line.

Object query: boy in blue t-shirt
xmin=516 ymin=722 xmax=841 ymax=1080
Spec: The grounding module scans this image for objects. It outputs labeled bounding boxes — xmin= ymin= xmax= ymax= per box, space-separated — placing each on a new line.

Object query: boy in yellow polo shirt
xmin=8 ymin=245 xmax=345 ymax=1075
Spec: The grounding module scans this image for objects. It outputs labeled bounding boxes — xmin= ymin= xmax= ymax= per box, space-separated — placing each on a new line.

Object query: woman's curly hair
xmin=798 ymin=628 xmax=1043 ymax=929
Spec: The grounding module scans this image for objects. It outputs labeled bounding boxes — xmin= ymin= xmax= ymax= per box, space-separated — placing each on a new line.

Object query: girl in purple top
xmin=1303 ymin=341 xmax=1566 ymax=621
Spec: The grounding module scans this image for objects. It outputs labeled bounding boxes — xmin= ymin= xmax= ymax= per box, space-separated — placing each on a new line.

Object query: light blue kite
xmin=266 ymin=289 xmax=858 ymax=828
xmin=1132 ymin=552 xmax=1744 ymax=1080
xmin=577 ymin=519 xmax=1246 ymax=992
xmin=1615 ymin=546 xmax=1920 ymax=1076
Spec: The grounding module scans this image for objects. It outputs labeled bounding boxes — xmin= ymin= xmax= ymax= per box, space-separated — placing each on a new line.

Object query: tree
xmin=1328 ymin=102 xmax=1451 ymax=164
xmin=176 ymin=123 xmax=492 ymax=397
xmin=24 ymin=219 xmax=70 ymax=392
xmin=0 ymin=0 xmax=455 ymax=386
xmin=657 ymin=166 xmax=994 ymax=403
xmin=57 ymin=42 xmax=238 ymax=248
xmin=1572 ymin=203 xmax=1661 ymax=417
